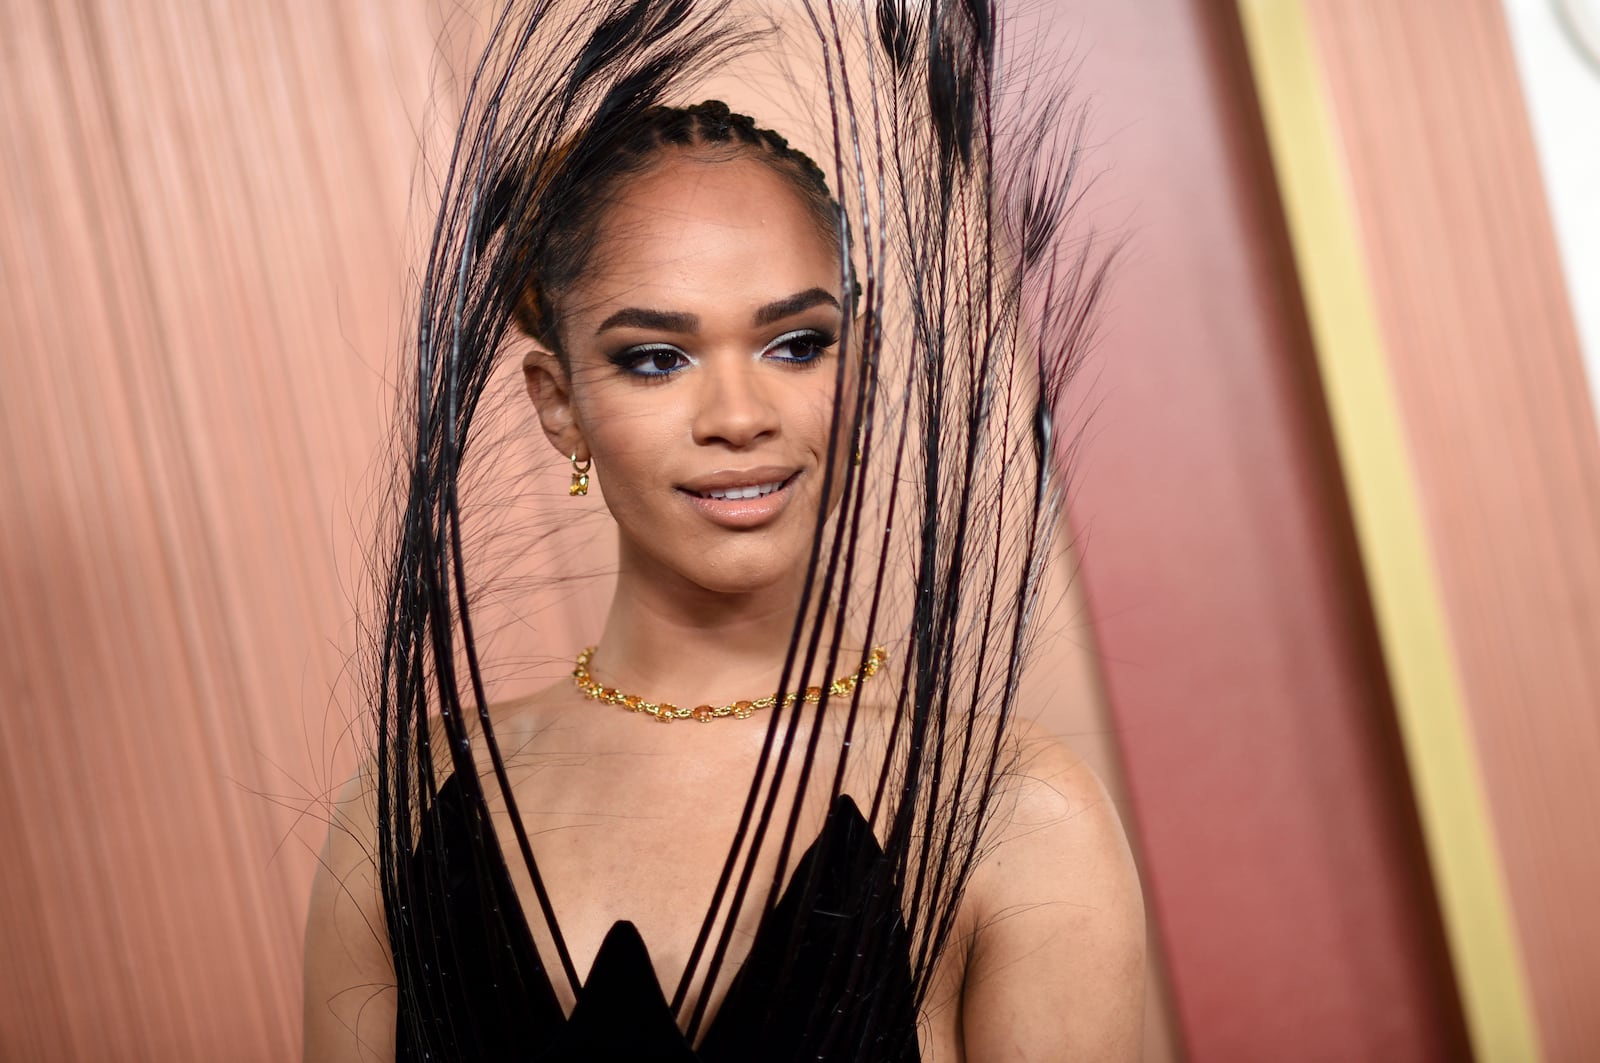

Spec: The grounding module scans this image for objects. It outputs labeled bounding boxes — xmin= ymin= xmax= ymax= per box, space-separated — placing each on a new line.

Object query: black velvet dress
xmin=393 ymin=773 xmax=922 ymax=1062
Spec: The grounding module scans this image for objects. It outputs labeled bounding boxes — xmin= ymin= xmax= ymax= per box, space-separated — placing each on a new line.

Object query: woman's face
xmin=527 ymin=153 xmax=851 ymax=597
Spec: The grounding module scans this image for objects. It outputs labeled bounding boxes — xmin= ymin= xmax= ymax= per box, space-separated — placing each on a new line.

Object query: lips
xmin=678 ymin=467 xmax=801 ymax=529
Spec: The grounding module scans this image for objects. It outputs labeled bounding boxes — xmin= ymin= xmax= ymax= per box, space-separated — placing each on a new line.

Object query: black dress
xmin=393 ymin=773 xmax=922 ymax=1062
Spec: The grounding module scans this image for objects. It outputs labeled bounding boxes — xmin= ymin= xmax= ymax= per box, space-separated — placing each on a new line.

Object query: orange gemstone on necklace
xmin=691 ymin=704 xmax=714 ymax=721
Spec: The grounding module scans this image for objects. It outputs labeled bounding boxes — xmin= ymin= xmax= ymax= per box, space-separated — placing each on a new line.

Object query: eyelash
xmin=610 ymin=345 xmax=692 ymax=379
xmin=609 ymin=329 xmax=837 ymax=380
xmin=764 ymin=328 xmax=836 ymax=366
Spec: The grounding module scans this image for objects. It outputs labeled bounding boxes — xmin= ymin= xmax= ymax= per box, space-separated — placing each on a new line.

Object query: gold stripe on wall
xmin=1232 ymin=2 xmax=1541 ymax=1060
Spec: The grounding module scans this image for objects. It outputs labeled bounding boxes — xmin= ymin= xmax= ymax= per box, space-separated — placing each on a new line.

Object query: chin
xmin=682 ymin=543 xmax=813 ymax=597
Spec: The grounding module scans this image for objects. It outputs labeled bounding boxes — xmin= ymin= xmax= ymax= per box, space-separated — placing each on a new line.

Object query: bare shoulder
xmin=303 ymin=758 xmax=395 ymax=1062
xmin=958 ymin=717 xmax=1146 ymax=1062
xmin=987 ymin=718 xmax=1129 ymax=856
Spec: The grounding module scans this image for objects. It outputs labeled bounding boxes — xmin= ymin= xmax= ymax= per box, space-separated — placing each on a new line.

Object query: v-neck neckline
xmin=423 ymin=772 xmax=886 ymax=1055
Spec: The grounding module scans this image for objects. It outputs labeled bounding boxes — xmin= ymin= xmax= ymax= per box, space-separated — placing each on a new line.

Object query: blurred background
xmin=2 ymin=0 xmax=1597 ymax=1060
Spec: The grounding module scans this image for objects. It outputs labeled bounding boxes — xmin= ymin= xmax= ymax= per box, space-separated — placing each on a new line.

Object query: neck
xmin=589 ymin=542 xmax=847 ymax=708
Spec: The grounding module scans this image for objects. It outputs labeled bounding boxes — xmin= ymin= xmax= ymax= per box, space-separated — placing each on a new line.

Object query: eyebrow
xmin=752 ymin=287 xmax=840 ymax=326
xmin=594 ymin=288 xmax=842 ymax=336
xmin=595 ymin=307 xmax=700 ymax=335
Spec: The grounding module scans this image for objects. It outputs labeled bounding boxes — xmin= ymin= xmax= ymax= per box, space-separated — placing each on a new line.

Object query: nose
xmin=690 ymin=356 xmax=780 ymax=449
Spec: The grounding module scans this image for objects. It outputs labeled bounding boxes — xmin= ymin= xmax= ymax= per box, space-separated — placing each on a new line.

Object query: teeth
xmin=704 ymin=481 xmax=784 ymax=501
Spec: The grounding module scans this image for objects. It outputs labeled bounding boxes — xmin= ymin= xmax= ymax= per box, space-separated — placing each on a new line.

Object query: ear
xmin=522 ymin=343 xmax=589 ymax=462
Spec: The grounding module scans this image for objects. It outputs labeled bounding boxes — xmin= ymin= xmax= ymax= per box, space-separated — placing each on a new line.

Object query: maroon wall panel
xmin=1041 ymin=2 xmax=1469 ymax=1059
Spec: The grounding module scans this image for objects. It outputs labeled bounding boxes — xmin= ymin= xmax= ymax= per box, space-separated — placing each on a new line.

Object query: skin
xmin=303 ymin=153 xmax=1145 ymax=1062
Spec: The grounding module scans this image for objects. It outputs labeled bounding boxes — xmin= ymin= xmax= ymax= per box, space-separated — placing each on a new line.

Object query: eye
xmin=611 ymin=344 xmax=692 ymax=378
xmin=764 ymin=328 xmax=836 ymax=365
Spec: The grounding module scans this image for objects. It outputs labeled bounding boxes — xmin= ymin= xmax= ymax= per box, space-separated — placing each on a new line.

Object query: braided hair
xmin=508 ymin=99 xmax=849 ymax=353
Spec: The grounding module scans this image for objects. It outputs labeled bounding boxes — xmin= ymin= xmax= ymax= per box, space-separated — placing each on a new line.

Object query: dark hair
xmin=510 ymin=99 xmax=846 ymax=353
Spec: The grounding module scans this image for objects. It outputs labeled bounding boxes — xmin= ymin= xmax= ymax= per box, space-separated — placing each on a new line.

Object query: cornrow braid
xmin=509 ymin=100 xmax=849 ymax=351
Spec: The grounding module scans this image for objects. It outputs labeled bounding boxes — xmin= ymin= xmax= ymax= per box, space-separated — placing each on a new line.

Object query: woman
xmin=304 ymin=2 xmax=1144 ymax=1059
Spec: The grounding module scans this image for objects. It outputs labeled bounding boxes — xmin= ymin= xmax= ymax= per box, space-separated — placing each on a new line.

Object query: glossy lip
xmin=678 ymin=466 xmax=802 ymax=529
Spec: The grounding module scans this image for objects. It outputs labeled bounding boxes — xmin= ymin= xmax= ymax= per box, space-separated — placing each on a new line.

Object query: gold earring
xmin=569 ymin=452 xmax=592 ymax=496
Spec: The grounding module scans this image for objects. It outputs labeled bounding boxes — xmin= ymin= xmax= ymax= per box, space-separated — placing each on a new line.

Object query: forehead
xmin=569 ymin=154 xmax=840 ymax=315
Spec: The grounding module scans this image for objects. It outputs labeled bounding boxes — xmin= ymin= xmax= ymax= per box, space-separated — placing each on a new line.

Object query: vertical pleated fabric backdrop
xmin=0 ymin=3 xmax=456 ymax=1057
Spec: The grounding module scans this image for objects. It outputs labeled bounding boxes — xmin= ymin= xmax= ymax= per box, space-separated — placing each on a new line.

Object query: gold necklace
xmin=572 ymin=645 xmax=889 ymax=723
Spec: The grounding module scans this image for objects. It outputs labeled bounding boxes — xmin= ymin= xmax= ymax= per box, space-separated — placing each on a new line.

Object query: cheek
xmin=800 ymin=374 xmax=851 ymax=459
xmin=577 ymin=386 xmax=685 ymax=503
xmin=819 ymin=362 xmax=866 ymax=497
